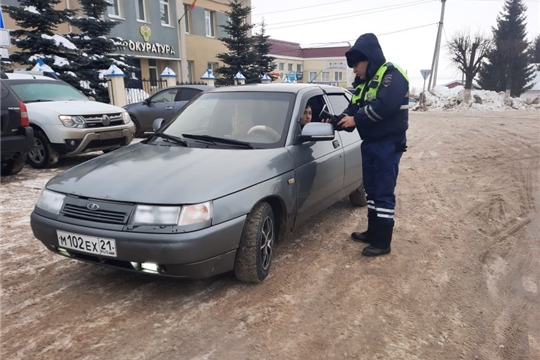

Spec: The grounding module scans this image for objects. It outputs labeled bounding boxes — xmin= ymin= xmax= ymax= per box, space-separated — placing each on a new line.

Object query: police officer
xmin=335 ymin=33 xmax=409 ymax=257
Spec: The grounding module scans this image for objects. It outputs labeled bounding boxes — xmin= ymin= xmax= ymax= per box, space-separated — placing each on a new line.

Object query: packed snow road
xmin=1 ymin=110 xmax=539 ymax=359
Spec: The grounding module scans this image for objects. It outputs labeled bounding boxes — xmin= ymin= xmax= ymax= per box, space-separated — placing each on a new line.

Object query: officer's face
xmin=353 ymin=60 xmax=369 ymax=80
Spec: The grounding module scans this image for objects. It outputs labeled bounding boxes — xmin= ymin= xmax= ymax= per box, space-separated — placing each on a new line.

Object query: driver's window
xmin=300 ymin=95 xmax=330 ymax=129
xmin=151 ymin=89 xmax=177 ymax=103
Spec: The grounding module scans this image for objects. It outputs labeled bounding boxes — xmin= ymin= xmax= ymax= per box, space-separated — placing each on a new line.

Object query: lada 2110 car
xmin=30 ymin=84 xmax=367 ymax=283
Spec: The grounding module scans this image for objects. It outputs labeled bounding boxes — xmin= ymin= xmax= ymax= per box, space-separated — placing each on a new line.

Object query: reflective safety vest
xmin=351 ymin=62 xmax=409 ymax=108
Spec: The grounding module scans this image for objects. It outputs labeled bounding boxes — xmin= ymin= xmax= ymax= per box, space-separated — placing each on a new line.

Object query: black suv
xmin=1 ymin=78 xmax=34 ymax=176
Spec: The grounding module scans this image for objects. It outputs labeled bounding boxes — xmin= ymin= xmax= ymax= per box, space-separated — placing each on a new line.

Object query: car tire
xmin=27 ymin=130 xmax=59 ymax=169
xmin=234 ymin=202 xmax=275 ymax=283
xmin=1 ymin=153 xmax=27 ymax=176
xmin=349 ymin=183 xmax=368 ymax=207
xmin=131 ymin=116 xmax=143 ymax=138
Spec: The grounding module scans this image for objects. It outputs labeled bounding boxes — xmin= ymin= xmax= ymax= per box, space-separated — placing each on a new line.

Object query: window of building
xmin=148 ymin=59 xmax=158 ymax=87
xmin=187 ymin=61 xmax=195 ymax=83
xmin=183 ymin=4 xmax=191 ymax=33
xmin=108 ymin=0 xmax=120 ymax=17
xmin=322 ymin=72 xmax=330 ymax=82
xmin=160 ymin=0 xmax=170 ymax=25
xmin=136 ymin=0 xmax=146 ymax=21
xmin=309 ymin=72 xmax=318 ymax=82
xmin=205 ymin=10 xmax=215 ymax=37
xmin=334 ymin=71 xmax=343 ymax=81
xmin=279 ymin=63 xmax=284 ymax=71
xmin=288 ymin=64 xmax=293 ymax=72
xmin=207 ymin=62 xmax=219 ymax=72
xmin=297 ymin=64 xmax=302 ymax=72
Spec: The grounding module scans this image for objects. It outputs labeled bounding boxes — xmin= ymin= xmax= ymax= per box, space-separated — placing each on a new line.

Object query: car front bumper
xmin=30 ymin=211 xmax=246 ymax=279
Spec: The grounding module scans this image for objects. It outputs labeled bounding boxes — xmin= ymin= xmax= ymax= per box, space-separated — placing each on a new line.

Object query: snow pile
xmin=417 ymin=85 xmax=540 ymax=112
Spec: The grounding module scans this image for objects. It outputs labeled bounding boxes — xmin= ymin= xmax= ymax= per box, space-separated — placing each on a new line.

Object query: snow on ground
xmin=415 ymin=85 xmax=540 ymax=112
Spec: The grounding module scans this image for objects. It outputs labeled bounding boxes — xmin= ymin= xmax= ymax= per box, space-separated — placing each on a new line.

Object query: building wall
xmin=303 ymin=58 xmax=351 ymax=87
xmin=272 ymin=56 xmax=304 ymax=82
xmin=181 ymin=0 xmax=252 ymax=82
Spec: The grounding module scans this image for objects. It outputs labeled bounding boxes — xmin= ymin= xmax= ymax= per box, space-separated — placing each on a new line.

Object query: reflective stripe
xmin=364 ymin=107 xmax=378 ymax=122
xmin=367 ymin=200 xmax=374 ymax=204
xmin=368 ymin=205 xmax=376 ymax=210
xmin=367 ymin=105 xmax=383 ymax=120
xmin=377 ymin=213 xmax=395 ymax=219
xmin=376 ymin=207 xmax=394 ymax=213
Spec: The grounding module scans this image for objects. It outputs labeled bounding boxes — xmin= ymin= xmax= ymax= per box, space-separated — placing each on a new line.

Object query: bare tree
xmin=447 ymin=30 xmax=492 ymax=103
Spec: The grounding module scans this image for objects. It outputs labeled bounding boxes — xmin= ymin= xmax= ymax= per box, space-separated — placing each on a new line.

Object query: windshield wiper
xmin=147 ymin=132 xmax=189 ymax=147
xmin=182 ymin=133 xmax=253 ymax=149
xmin=26 ymin=99 xmax=54 ymax=103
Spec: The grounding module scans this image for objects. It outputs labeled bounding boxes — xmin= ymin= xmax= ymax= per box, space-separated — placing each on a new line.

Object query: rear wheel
xmin=27 ymin=130 xmax=59 ymax=169
xmin=349 ymin=183 xmax=368 ymax=207
xmin=234 ymin=202 xmax=275 ymax=283
xmin=1 ymin=153 xmax=27 ymax=176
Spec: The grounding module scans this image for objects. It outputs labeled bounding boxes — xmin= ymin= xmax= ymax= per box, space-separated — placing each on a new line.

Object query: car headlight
xmin=129 ymin=202 xmax=213 ymax=226
xmin=178 ymin=202 xmax=213 ymax=226
xmin=36 ymin=189 xmax=65 ymax=214
xmin=130 ymin=205 xmax=181 ymax=225
xmin=59 ymin=115 xmax=87 ymax=128
xmin=122 ymin=111 xmax=131 ymax=124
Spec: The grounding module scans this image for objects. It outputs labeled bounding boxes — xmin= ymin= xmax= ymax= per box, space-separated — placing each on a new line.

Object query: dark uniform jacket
xmin=341 ymin=33 xmax=409 ymax=143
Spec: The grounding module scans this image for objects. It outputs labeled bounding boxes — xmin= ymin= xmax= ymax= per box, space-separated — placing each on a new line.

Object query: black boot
xmin=351 ymin=212 xmax=377 ymax=243
xmin=362 ymin=223 xmax=393 ymax=257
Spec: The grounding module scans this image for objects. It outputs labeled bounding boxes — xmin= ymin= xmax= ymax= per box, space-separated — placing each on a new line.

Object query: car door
xmin=288 ymin=90 xmax=345 ymax=225
xmin=172 ymin=87 xmax=202 ymax=113
xmin=137 ymin=88 xmax=180 ymax=127
xmin=325 ymin=91 xmax=363 ymax=197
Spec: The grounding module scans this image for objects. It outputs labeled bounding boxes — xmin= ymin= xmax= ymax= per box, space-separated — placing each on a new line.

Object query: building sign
xmin=121 ymin=25 xmax=176 ymax=55
xmin=327 ymin=60 xmax=346 ymax=69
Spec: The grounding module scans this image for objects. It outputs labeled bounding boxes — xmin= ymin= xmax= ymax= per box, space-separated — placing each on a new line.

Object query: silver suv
xmin=3 ymin=73 xmax=135 ymax=168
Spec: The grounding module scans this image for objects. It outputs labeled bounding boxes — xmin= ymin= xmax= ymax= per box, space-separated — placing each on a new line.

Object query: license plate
xmin=99 ymin=130 xmax=123 ymax=140
xmin=57 ymin=230 xmax=117 ymax=257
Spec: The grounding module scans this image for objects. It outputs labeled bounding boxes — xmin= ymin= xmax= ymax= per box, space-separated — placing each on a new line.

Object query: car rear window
xmin=9 ymin=82 xmax=88 ymax=103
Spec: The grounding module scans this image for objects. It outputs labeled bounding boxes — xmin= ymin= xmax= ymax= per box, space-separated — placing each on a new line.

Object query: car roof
xmin=170 ymin=84 xmax=214 ymax=91
xmin=2 ymin=72 xmax=57 ymax=80
xmin=211 ymin=83 xmax=348 ymax=94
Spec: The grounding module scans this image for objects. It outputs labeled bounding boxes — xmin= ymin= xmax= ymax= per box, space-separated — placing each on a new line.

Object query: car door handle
xmin=165 ymin=106 xmax=173 ymax=110
xmin=332 ymin=140 xmax=340 ymax=148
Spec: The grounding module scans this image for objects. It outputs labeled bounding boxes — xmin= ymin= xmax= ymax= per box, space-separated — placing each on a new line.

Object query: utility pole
xmin=427 ymin=0 xmax=447 ymax=91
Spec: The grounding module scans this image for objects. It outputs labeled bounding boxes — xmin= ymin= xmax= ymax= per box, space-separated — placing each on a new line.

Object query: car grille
xmin=81 ymin=113 xmax=124 ymax=128
xmin=62 ymin=203 xmax=129 ymax=224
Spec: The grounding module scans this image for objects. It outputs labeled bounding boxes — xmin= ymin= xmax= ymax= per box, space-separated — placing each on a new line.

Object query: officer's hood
xmin=346 ymin=33 xmax=386 ymax=86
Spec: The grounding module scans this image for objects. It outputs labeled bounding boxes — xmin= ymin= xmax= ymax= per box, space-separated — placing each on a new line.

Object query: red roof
xmin=268 ymin=38 xmax=350 ymax=59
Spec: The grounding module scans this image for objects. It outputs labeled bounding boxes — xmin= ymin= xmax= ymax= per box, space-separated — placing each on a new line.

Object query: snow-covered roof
xmin=103 ymin=63 xmax=125 ymax=77
xmin=160 ymin=65 xmax=176 ymax=78
xmin=31 ymin=58 xmax=55 ymax=73
xmin=200 ymin=69 xmax=215 ymax=80
xmin=234 ymin=71 xmax=246 ymax=80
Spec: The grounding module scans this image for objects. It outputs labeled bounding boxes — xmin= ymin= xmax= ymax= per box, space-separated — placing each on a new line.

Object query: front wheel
xmin=27 ymin=130 xmax=59 ymax=169
xmin=234 ymin=202 xmax=275 ymax=283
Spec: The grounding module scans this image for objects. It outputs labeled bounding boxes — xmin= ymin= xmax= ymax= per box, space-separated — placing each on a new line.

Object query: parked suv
xmin=1 ymin=78 xmax=34 ymax=176
xmin=2 ymin=73 xmax=135 ymax=168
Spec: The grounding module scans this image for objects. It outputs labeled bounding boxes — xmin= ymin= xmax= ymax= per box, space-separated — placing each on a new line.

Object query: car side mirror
xmin=300 ymin=122 xmax=335 ymax=142
xmin=153 ymin=118 xmax=165 ymax=132
xmin=144 ymin=98 xmax=151 ymax=105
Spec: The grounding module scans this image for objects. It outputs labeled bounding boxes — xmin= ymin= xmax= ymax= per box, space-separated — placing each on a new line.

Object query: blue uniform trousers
xmin=361 ymin=138 xmax=405 ymax=231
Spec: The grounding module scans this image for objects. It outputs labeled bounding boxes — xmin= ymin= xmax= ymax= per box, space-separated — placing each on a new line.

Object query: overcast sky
xmin=251 ymin=0 xmax=540 ymax=89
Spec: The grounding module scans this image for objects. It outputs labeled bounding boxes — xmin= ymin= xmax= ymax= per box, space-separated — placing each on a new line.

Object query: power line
xmin=269 ymin=23 xmax=438 ymax=56
xmin=263 ymin=0 xmax=434 ymax=30
xmin=252 ymin=0 xmax=356 ymax=16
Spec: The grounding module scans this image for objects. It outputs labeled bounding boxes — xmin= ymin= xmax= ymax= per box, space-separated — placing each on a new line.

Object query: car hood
xmin=26 ymin=101 xmax=125 ymax=115
xmin=46 ymin=143 xmax=294 ymax=204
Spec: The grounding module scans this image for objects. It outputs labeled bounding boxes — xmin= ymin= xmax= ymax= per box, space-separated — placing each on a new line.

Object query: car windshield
xmin=9 ymin=82 xmax=89 ymax=103
xmin=162 ymin=91 xmax=295 ymax=149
